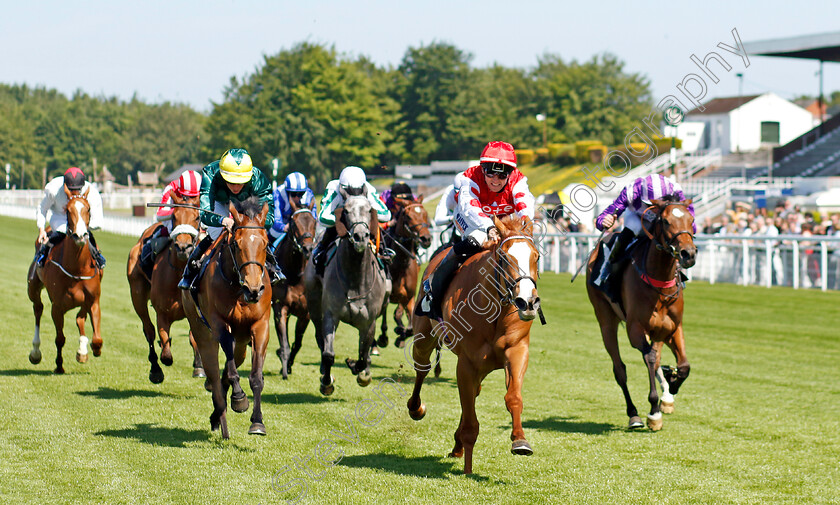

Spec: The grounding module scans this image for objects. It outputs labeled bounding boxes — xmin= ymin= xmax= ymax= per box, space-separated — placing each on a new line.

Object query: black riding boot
xmin=265 ymin=250 xmax=286 ymax=285
xmin=420 ymin=237 xmax=478 ymax=319
xmin=88 ymin=232 xmax=107 ymax=269
xmin=597 ymin=227 xmax=634 ymax=288
xmin=35 ymin=232 xmax=65 ymax=266
xmin=140 ymin=226 xmax=171 ymax=277
xmin=178 ymin=234 xmax=213 ymax=290
xmin=313 ymin=226 xmax=338 ymax=277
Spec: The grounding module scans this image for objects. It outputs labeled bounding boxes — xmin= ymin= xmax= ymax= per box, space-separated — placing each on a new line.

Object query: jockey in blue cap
xmin=269 ymin=172 xmax=316 ymax=251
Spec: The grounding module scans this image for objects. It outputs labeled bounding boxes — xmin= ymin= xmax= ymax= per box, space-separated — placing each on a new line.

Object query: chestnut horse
xmin=585 ymin=198 xmax=696 ymax=431
xmin=378 ymin=197 xmax=432 ymax=349
xmin=127 ymin=198 xmax=205 ymax=384
xmin=408 ymin=215 xmax=541 ymax=474
xmin=272 ymin=205 xmax=317 ymax=379
xmin=27 ymin=186 xmax=104 ymax=373
xmin=181 ymin=197 xmax=272 ymax=438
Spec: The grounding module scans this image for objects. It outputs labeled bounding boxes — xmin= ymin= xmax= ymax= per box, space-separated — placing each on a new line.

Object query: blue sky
xmin=2 ymin=0 xmax=838 ymax=112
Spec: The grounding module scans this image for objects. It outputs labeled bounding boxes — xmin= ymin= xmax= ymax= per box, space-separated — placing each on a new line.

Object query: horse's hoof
xmin=248 ymin=422 xmax=267 ymax=436
xmin=76 ymin=352 xmax=88 ymax=364
xmin=192 ymin=367 xmax=206 ymax=379
xmin=231 ymin=393 xmax=249 ymax=413
xmin=394 ymin=337 xmax=406 ymax=349
xmin=357 ymin=370 xmax=372 ymax=387
xmin=647 ymin=412 xmax=663 ymax=431
xmin=377 ymin=334 xmax=388 ymax=348
xmin=29 ymin=349 xmax=42 ymax=365
xmin=149 ymin=370 xmax=164 ymax=384
xmin=54 ymin=367 xmax=65 ymax=374
xmin=511 ymin=439 xmax=533 ymax=456
xmin=91 ymin=344 xmax=102 ymax=357
xmin=628 ymin=416 xmax=644 ymax=429
xmin=204 ymin=378 xmax=212 ymax=392
xmin=408 ymin=403 xmax=426 ymax=421
xmin=447 ymin=449 xmax=463 ymax=459
xmin=160 ymin=354 xmax=173 ymax=367
xmin=660 ymin=401 xmax=675 ymax=414
xmin=433 ymin=364 xmax=441 ymax=379
xmin=320 ymin=375 xmax=335 ymax=396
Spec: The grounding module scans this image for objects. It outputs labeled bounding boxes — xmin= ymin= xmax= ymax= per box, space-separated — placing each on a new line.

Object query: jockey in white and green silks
xmin=312 ymin=166 xmax=391 ymax=276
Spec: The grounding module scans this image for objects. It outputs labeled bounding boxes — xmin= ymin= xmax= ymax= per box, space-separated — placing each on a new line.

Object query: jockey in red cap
xmin=419 ymin=141 xmax=535 ymax=320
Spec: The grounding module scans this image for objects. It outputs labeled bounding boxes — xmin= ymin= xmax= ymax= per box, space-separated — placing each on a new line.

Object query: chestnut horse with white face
xmin=586 ymin=198 xmax=696 ymax=431
xmin=127 ymin=197 xmax=204 ymax=383
xmin=27 ymin=186 xmax=104 ymax=373
xmin=408 ymin=214 xmax=541 ymax=475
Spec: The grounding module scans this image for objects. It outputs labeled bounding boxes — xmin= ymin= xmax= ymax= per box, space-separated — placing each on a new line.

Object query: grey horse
xmin=304 ymin=193 xmax=391 ymax=395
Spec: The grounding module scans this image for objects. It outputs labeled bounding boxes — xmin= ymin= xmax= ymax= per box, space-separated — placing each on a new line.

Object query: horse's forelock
xmin=233 ymin=196 xmax=266 ymax=220
xmin=498 ymin=214 xmax=532 ymax=238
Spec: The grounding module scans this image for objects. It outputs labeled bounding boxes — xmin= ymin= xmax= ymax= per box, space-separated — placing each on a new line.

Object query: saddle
xmin=139 ymin=233 xmax=172 ymax=279
xmin=591 ymin=234 xmax=640 ymax=304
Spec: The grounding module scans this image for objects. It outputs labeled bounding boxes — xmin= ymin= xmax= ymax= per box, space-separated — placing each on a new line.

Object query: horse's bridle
xmin=224 ymin=225 xmax=267 ymax=287
xmin=494 ymin=235 xmax=539 ymax=305
xmin=65 ymin=193 xmax=90 ymax=238
xmin=642 ymin=202 xmax=694 ymax=260
xmin=397 ymin=203 xmax=431 ymax=241
xmin=287 ymin=209 xmax=314 ymax=255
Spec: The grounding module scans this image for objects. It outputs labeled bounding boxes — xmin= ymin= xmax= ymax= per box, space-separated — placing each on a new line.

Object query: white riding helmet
xmin=339 ymin=166 xmax=367 ymax=194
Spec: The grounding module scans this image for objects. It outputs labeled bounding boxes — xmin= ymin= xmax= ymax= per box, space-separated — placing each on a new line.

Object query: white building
xmin=678 ymin=93 xmax=814 ymax=154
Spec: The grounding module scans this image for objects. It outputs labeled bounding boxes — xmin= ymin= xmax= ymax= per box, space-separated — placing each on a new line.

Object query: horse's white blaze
xmin=249 ymin=234 xmax=257 ymax=243
xmin=73 ymin=200 xmax=88 ymax=237
xmin=508 ymin=242 xmax=536 ymax=300
xmin=671 ymin=208 xmax=684 ymax=218
xmin=78 ymin=335 xmax=89 ymax=356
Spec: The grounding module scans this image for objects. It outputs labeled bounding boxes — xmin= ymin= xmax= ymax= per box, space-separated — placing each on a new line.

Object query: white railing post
xmin=741 ymin=240 xmax=749 ymax=286
xmin=552 ymin=236 xmax=560 ymax=274
xmin=793 ymin=241 xmax=800 ymax=290
xmin=709 ymin=239 xmax=716 ymax=285
xmin=569 ymin=237 xmax=578 ymax=275
xmin=765 ymin=240 xmax=772 ymax=288
xmin=821 ymin=241 xmax=828 ymax=292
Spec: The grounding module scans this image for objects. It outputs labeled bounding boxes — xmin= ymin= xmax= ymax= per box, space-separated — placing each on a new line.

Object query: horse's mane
xmin=233 ymin=196 xmax=265 ymax=219
xmin=660 ymin=194 xmax=681 ymax=203
xmin=497 ymin=214 xmax=533 ymax=238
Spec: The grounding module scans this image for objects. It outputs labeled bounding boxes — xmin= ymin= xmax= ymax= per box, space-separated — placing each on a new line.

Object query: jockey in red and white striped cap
xmin=155 ymin=170 xmax=201 ymax=227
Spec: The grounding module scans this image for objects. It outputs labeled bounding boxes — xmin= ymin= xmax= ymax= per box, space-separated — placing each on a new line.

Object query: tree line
xmin=1 ymin=42 xmax=654 ymax=190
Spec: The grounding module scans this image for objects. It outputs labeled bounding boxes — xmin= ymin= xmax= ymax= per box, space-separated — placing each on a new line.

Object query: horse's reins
xmin=221 ymin=225 xmax=267 ymax=289
xmin=634 ymin=202 xmax=694 ymax=299
xmin=493 ymin=235 xmax=546 ymax=325
xmin=50 ymin=193 xmax=99 ymax=280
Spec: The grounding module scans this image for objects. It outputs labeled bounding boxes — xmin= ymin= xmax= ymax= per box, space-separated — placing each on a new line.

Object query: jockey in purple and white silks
xmin=594 ymin=174 xmax=695 ymax=287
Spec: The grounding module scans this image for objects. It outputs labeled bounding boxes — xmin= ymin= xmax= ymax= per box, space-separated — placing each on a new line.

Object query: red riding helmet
xmin=479 ymin=141 xmax=517 ymax=169
xmin=175 ymin=170 xmax=201 ymax=197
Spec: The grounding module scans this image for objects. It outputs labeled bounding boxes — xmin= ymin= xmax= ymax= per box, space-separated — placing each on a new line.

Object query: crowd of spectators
xmin=699 ymin=200 xmax=840 ymax=238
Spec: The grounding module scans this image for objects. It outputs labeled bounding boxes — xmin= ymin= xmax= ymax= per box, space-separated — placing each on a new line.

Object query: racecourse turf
xmin=0 ymin=215 xmax=838 ymax=505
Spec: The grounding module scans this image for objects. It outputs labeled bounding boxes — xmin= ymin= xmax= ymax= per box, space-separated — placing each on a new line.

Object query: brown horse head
xmin=63 ymin=185 xmax=91 ymax=246
xmin=170 ymin=194 xmax=201 ymax=261
xmin=288 ymin=207 xmax=317 ymax=259
xmin=493 ymin=214 xmax=540 ymax=321
xmin=646 ymin=199 xmax=697 ymax=269
xmin=228 ymin=198 xmax=270 ymax=304
xmin=395 ymin=197 xmax=432 ymax=249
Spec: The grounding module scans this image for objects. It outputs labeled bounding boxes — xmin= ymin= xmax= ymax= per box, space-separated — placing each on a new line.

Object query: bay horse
xmin=407 ymin=214 xmax=541 ymax=475
xmin=378 ymin=196 xmax=432 ymax=349
xmin=181 ymin=197 xmax=272 ymax=438
xmin=585 ymin=198 xmax=696 ymax=431
xmin=271 ymin=205 xmax=317 ymax=379
xmin=126 ymin=198 xmax=205 ymax=384
xmin=303 ymin=193 xmax=391 ymax=395
xmin=27 ymin=186 xmax=104 ymax=373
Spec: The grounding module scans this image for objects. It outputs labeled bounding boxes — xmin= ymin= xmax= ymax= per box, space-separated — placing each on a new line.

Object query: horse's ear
xmin=289 ymin=197 xmax=299 ymax=212
xmin=417 ymin=195 xmax=424 ymax=204
xmin=684 ymin=198 xmax=693 ymax=206
xmin=520 ymin=215 xmax=533 ymax=236
xmin=82 ymin=186 xmax=90 ymax=199
xmin=63 ymin=185 xmax=72 ymax=200
xmin=650 ymin=199 xmax=663 ymax=207
xmin=259 ymin=201 xmax=269 ymax=223
xmin=335 ymin=208 xmax=347 ymax=237
xmin=493 ymin=215 xmax=504 ymax=233
xmin=229 ymin=202 xmax=240 ymax=222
